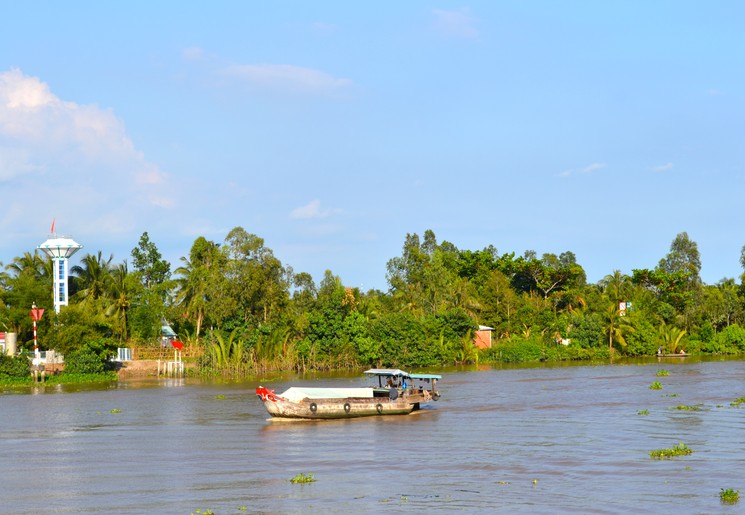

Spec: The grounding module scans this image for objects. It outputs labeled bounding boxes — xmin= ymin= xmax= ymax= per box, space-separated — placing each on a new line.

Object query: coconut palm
xmin=7 ymin=251 xmax=51 ymax=279
xmin=600 ymin=270 xmax=633 ymax=304
xmin=71 ymin=252 xmax=114 ymax=303
xmin=658 ymin=322 xmax=687 ymax=354
xmin=105 ymin=262 xmax=131 ymax=341
xmin=604 ymin=303 xmax=634 ymax=352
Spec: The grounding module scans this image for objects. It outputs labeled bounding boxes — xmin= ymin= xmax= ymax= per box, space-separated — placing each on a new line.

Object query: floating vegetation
xmin=671 ymin=405 xmax=701 ymax=411
xmin=649 ymin=381 xmax=663 ymax=390
xmin=637 ymin=409 xmax=650 ymax=415
xmin=649 ymin=443 xmax=693 ymax=459
xmin=663 ymin=393 xmax=679 ymax=397
xmin=109 ymin=409 xmax=122 ymax=414
xmin=497 ymin=481 xmax=510 ymax=485
xmin=720 ymin=488 xmax=740 ymax=504
xmin=730 ymin=397 xmax=745 ymax=407
xmin=214 ymin=394 xmax=225 ymax=400
xmin=290 ymin=473 xmax=316 ymax=484
xmin=191 ymin=510 xmax=214 ymax=515
xmin=656 ymin=369 xmax=670 ymax=377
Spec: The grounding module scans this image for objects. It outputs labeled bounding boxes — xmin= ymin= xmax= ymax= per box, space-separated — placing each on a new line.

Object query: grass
xmin=671 ymin=405 xmax=701 ymax=411
xmin=649 ymin=381 xmax=663 ymax=390
xmin=720 ymin=488 xmax=740 ymax=504
xmin=290 ymin=473 xmax=316 ymax=484
xmin=649 ymin=443 xmax=693 ymax=459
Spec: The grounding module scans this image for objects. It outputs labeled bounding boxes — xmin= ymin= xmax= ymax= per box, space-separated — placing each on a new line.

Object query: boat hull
xmin=257 ymin=387 xmax=433 ymax=419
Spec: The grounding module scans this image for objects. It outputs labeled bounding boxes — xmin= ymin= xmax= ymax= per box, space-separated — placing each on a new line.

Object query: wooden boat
xmin=657 ymin=353 xmax=689 ymax=358
xmin=255 ymin=368 xmax=442 ymax=419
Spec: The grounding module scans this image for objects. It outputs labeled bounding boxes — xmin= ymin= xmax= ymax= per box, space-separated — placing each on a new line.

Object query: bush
xmin=483 ymin=336 xmax=543 ymax=363
xmin=0 ymin=354 xmax=30 ymax=378
xmin=64 ymin=338 xmax=116 ymax=375
xmin=624 ymin=319 xmax=657 ymax=356
xmin=701 ymin=324 xmax=745 ymax=354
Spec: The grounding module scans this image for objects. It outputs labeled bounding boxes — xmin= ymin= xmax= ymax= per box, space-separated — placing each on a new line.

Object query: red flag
xmin=50 ymin=219 xmax=55 ymax=234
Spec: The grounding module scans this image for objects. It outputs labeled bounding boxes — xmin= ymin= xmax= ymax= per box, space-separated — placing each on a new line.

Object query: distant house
xmin=160 ymin=319 xmax=178 ymax=347
xmin=473 ymin=325 xmax=495 ymax=349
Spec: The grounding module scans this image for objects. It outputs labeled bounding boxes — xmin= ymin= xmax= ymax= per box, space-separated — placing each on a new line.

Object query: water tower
xmin=38 ymin=229 xmax=83 ymax=314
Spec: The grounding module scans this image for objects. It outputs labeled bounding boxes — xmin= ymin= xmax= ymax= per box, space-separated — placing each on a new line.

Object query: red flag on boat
xmin=50 ymin=219 xmax=55 ymax=234
xmin=171 ymin=340 xmax=184 ymax=350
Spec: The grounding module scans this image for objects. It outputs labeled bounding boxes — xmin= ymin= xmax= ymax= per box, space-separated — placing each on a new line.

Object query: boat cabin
xmin=364 ymin=368 xmax=441 ymax=398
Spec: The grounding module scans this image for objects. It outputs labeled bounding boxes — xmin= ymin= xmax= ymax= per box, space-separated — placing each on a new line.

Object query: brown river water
xmin=1 ymin=357 xmax=744 ymax=514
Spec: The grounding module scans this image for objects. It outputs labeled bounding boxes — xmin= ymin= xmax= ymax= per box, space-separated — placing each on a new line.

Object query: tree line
xmin=2 ymin=228 xmax=745 ymax=375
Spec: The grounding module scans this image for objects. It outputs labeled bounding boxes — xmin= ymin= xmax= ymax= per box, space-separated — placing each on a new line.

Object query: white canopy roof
xmin=38 ymin=237 xmax=83 ymax=258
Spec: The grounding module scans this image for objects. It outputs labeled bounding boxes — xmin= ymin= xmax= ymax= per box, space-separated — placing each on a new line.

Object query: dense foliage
xmin=2 ymin=228 xmax=745 ymax=377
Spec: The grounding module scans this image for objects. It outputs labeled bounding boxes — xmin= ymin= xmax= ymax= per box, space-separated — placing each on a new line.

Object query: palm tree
xmin=7 ymin=251 xmax=51 ymax=279
xmin=599 ymin=270 xmax=633 ymax=304
xmin=71 ymin=252 xmax=114 ymax=303
xmin=604 ymin=303 xmax=633 ymax=352
xmin=105 ymin=262 xmax=131 ymax=342
xmin=658 ymin=322 xmax=687 ymax=354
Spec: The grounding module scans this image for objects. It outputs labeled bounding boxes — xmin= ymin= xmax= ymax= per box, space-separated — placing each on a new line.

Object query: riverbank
xmin=115 ymin=359 xmax=196 ymax=378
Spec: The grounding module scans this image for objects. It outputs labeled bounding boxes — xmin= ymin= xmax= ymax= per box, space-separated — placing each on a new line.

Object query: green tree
xmin=657 ymin=322 xmax=687 ymax=354
xmin=224 ymin=227 xmax=289 ymax=325
xmin=511 ymin=251 xmax=586 ymax=298
xmin=71 ymin=252 xmax=114 ymax=304
xmin=599 ymin=270 xmax=633 ymax=304
xmin=175 ymin=237 xmax=227 ymax=340
xmin=131 ymin=232 xmax=171 ymax=289
xmin=105 ymin=262 xmax=133 ymax=342
xmin=2 ymin=252 xmax=53 ymax=340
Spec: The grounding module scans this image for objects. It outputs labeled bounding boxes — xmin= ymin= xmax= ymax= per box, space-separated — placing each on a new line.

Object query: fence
xmin=130 ymin=345 xmax=204 ymax=361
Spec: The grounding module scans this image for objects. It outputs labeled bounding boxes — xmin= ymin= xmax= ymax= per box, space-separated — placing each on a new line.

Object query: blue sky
xmin=1 ymin=1 xmax=743 ymax=291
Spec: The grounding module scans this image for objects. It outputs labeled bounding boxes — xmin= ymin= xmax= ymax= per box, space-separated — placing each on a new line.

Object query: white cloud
xmin=581 ymin=162 xmax=607 ymax=174
xmin=652 ymin=162 xmax=673 ymax=172
xmin=223 ymin=64 xmax=352 ymax=92
xmin=182 ymin=47 xmax=205 ymax=61
xmin=433 ymin=9 xmax=479 ymax=39
xmin=0 ymin=68 xmax=176 ymax=243
xmin=290 ymin=199 xmax=342 ymax=220
xmin=559 ymin=162 xmax=607 ymax=177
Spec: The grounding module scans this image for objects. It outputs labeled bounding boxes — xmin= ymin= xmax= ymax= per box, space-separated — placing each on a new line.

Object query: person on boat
xmin=679 ymin=349 xmax=686 ymax=355
xmin=657 ymin=346 xmax=663 ymax=356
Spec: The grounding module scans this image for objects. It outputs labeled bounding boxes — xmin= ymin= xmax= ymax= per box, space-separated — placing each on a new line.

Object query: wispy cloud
xmin=182 ymin=46 xmax=205 ymax=61
xmin=652 ymin=162 xmax=673 ymax=172
xmin=559 ymin=162 xmax=607 ymax=177
xmin=223 ymin=64 xmax=352 ymax=92
xmin=0 ymin=68 xmax=175 ymax=237
xmin=289 ymin=199 xmax=341 ymax=220
xmin=432 ymin=8 xmax=479 ymax=39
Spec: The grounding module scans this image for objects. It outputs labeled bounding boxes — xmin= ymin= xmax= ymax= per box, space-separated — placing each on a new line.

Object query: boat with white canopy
xmin=256 ymin=369 xmax=442 ymax=419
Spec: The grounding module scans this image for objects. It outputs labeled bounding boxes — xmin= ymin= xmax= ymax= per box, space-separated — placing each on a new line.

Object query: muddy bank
xmin=116 ymin=360 xmax=195 ymax=378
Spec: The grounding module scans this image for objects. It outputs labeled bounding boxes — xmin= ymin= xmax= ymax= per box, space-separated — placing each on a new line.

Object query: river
xmin=1 ymin=357 xmax=744 ymax=514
